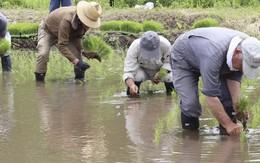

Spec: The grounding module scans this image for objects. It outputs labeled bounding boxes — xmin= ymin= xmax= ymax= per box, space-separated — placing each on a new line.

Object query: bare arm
xmin=206 ymin=96 xmax=241 ymax=136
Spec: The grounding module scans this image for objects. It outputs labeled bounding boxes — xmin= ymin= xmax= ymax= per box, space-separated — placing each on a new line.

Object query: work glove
xmin=82 ymin=51 xmax=101 ymax=62
xmin=76 ymin=60 xmax=90 ymax=71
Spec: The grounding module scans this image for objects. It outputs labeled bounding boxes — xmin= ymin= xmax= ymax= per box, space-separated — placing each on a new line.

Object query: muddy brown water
xmin=1 ymin=72 xmax=260 ymax=163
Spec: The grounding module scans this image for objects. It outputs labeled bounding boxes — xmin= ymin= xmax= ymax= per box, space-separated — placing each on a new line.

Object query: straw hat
xmin=77 ymin=1 xmax=102 ymax=29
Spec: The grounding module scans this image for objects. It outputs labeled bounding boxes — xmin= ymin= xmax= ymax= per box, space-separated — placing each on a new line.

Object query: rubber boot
xmin=74 ymin=68 xmax=85 ymax=80
xmin=219 ymin=107 xmax=236 ymax=135
xmin=164 ymin=82 xmax=174 ymax=95
xmin=127 ymin=81 xmax=141 ymax=96
xmin=35 ymin=72 xmax=46 ymax=82
xmin=181 ymin=112 xmax=199 ymax=130
xmin=1 ymin=55 xmax=12 ymax=72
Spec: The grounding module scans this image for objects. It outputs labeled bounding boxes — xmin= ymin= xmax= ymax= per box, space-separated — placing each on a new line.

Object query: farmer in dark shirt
xmin=170 ymin=27 xmax=260 ymax=136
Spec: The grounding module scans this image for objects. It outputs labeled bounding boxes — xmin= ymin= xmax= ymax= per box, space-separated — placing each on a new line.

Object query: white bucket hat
xmin=241 ymin=37 xmax=260 ymax=79
xmin=77 ymin=1 xmax=102 ymax=29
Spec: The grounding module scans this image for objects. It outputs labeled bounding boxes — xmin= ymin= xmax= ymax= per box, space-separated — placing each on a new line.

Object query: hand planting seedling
xmin=155 ymin=68 xmax=169 ymax=80
xmin=0 ymin=39 xmax=11 ymax=57
xmin=237 ymin=96 xmax=249 ymax=131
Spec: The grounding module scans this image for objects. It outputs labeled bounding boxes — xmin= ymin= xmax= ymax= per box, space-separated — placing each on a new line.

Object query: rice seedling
xmin=237 ymin=96 xmax=249 ymax=130
xmin=142 ymin=20 xmax=165 ymax=32
xmin=155 ymin=68 xmax=168 ymax=80
xmin=8 ymin=22 xmax=39 ymax=36
xmin=120 ymin=21 xmax=143 ymax=33
xmin=192 ymin=18 xmax=219 ymax=29
xmin=83 ymin=36 xmax=114 ymax=59
xmin=100 ymin=21 xmax=122 ymax=31
xmin=154 ymin=118 xmax=165 ymax=146
xmin=154 ymin=104 xmax=180 ymax=145
xmin=0 ymin=39 xmax=11 ymax=56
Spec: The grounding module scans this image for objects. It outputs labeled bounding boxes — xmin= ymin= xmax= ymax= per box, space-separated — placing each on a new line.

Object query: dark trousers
xmin=1 ymin=55 xmax=12 ymax=72
xmin=49 ymin=0 xmax=72 ymax=13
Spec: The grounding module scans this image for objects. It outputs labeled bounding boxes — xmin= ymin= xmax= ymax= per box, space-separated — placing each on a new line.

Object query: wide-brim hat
xmin=241 ymin=37 xmax=260 ymax=79
xmin=140 ymin=31 xmax=160 ymax=58
xmin=77 ymin=1 xmax=102 ymax=29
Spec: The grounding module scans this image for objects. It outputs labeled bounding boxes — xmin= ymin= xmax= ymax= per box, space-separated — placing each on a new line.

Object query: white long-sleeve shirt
xmin=123 ymin=35 xmax=171 ymax=81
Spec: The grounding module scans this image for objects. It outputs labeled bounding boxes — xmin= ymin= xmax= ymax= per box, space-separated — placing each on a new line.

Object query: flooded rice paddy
xmin=1 ymin=72 xmax=260 ymax=163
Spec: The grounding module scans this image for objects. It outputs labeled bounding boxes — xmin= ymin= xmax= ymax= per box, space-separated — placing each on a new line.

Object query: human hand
xmin=82 ymin=51 xmax=101 ymax=62
xmin=129 ymin=84 xmax=139 ymax=96
xmin=225 ymin=123 xmax=241 ymax=136
xmin=76 ymin=60 xmax=90 ymax=71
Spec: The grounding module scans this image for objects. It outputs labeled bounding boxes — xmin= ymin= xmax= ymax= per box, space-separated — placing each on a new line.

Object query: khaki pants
xmin=35 ymin=21 xmax=82 ymax=73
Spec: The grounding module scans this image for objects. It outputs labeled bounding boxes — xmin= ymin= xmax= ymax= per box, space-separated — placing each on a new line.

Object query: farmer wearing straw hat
xmin=35 ymin=1 xmax=102 ymax=82
xmin=170 ymin=27 xmax=260 ymax=136
xmin=0 ymin=12 xmax=12 ymax=72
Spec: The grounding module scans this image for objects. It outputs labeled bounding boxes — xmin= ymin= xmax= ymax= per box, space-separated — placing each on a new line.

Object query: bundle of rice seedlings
xmin=155 ymin=68 xmax=168 ymax=80
xmin=238 ymin=96 xmax=249 ymax=130
xmin=142 ymin=21 xmax=164 ymax=32
xmin=192 ymin=18 xmax=219 ymax=29
xmin=8 ymin=22 xmax=39 ymax=36
xmin=120 ymin=21 xmax=143 ymax=33
xmin=83 ymin=36 xmax=114 ymax=59
xmin=0 ymin=39 xmax=11 ymax=57
xmin=100 ymin=21 xmax=122 ymax=31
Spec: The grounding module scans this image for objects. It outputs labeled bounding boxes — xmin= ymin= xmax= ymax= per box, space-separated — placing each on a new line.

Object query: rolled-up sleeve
xmin=123 ymin=40 xmax=140 ymax=81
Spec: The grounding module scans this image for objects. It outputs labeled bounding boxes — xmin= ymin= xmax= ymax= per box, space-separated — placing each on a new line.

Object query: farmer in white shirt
xmin=123 ymin=31 xmax=174 ymax=96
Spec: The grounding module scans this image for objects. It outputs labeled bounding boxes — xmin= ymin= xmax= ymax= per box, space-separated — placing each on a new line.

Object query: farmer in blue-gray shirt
xmin=170 ymin=27 xmax=260 ymax=136
xmin=0 ymin=12 xmax=12 ymax=72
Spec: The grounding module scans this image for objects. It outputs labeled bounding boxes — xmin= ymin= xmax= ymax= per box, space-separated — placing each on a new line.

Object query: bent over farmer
xmin=123 ymin=31 xmax=174 ymax=96
xmin=170 ymin=27 xmax=260 ymax=136
xmin=35 ymin=1 xmax=102 ymax=82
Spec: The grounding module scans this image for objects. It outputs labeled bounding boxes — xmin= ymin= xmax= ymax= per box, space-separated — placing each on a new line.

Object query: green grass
xmin=9 ymin=49 xmax=124 ymax=84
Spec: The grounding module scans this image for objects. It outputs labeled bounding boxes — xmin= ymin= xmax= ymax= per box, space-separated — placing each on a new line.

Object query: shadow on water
xmin=1 ymin=73 xmax=260 ymax=162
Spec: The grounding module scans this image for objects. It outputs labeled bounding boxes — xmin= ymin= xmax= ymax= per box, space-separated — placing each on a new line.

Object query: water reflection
xmin=0 ymin=72 xmax=14 ymax=136
xmin=35 ymin=82 xmax=108 ymax=162
xmin=1 ymin=77 xmax=260 ymax=162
